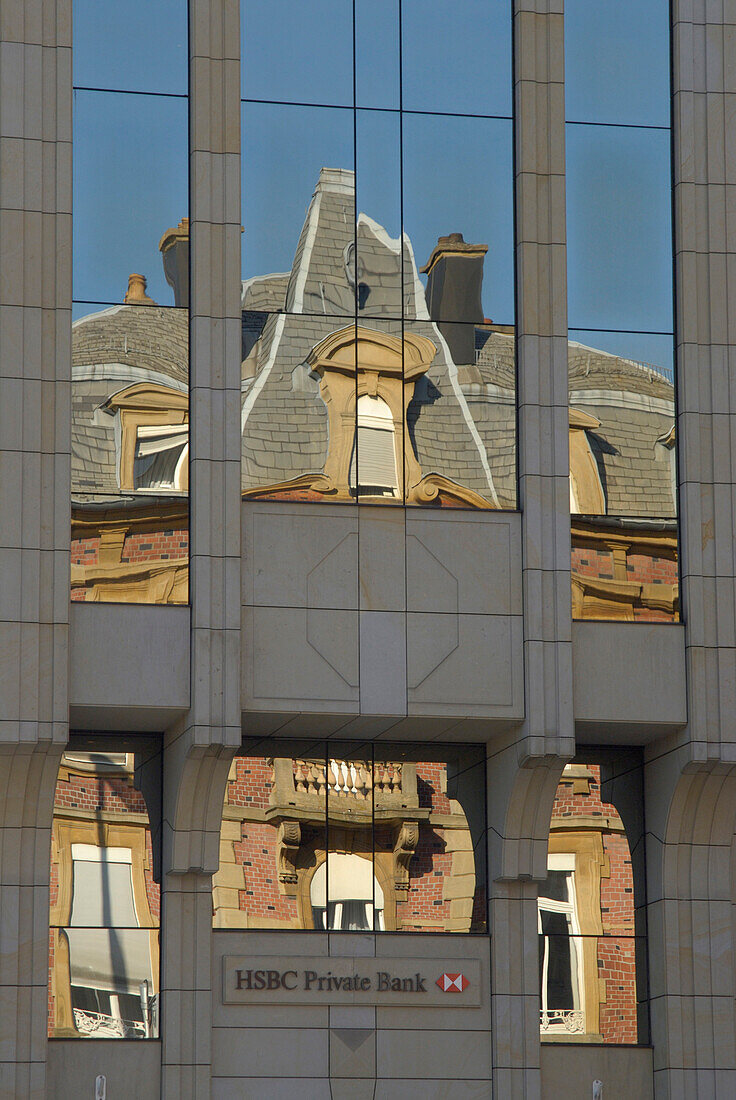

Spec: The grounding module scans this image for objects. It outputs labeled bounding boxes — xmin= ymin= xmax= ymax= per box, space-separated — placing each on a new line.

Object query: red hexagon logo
xmin=436 ymin=972 xmax=469 ymax=992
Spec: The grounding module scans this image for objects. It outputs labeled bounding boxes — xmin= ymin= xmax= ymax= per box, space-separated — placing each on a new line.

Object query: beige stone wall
xmin=2 ymin=0 xmax=736 ymax=1096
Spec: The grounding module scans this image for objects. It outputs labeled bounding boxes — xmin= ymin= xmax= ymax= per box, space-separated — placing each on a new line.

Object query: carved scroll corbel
xmin=277 ymin=820 xmax=302 ymax=895
xmin=393 ymin=821 xmax=420 ymax=891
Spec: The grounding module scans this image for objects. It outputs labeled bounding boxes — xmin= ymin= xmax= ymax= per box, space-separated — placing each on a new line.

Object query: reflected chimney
xmin=124 ymin=273 xmax=156 ymax=306
xmin=159 ymin=217 xmax=189 ymax=307
xmin=420 ymin=233 xmax=488 ymax=365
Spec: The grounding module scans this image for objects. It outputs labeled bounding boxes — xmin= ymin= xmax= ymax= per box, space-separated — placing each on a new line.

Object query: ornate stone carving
xmin=276 ymin=820 xmax=302 ymax=895
xmin=393 ymin=821 xmax=420 ymax=891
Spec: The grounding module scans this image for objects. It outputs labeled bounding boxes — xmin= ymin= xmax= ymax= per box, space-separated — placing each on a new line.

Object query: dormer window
xmin=99 ymin=382 xmax=188 ymax=493
xmin=134 ymin=425 xmax=189 ymax=491
xmin=349 ymin=395 xmax=399 ymax=498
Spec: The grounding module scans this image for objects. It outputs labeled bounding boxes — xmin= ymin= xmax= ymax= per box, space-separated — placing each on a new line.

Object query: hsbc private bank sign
xmin=223 ymin=956 xmax=482 ymax=1007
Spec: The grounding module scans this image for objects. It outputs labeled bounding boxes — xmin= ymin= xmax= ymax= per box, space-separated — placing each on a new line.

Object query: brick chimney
xmin=420 ymin=233 xmax=488 ymax=365
xmin=159 ymin=217 xmax=189 ymax=307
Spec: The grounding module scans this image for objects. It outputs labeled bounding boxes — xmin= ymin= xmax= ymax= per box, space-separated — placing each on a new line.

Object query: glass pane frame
xmin=49 ymin=735 xmax=163 ymax=1041
xmin=214 ymin=740 xmax=488 ymax=935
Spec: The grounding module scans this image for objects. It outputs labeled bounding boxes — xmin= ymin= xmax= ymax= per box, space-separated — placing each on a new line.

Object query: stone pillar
xmin=644 ymin=3 xmax=736 ymax=1094
xmin=490 ymin=2 xmax=573 ymax=1094
xmin=488 ymin=742 xmax=567 ymax=1099
xmin=0 ymin=0 xmax=71 ymax=1095
xmin=645 ymin=748 xmax=736 ymax=1097
xmin=160 ymin=1 xmax=242 ymax=1096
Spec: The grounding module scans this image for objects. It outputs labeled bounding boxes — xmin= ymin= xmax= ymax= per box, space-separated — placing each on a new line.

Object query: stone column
xmin=160 ymin=1 xmax=242 ymax=1096
xmin=0 ymin=1 xmax=71 ymax=1095
xmin=645 ymin=4 xmax=736 ymax=1094
xmin=489 ymin=2 xmax=573 ymax=1095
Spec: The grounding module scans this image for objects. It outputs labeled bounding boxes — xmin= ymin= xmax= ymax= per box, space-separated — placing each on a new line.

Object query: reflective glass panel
xmin=564 ymin=0 xmax=670 ymax=127
xmin=213 ymin=742 xmax=486 ymax=933
xmin=73 ymin=0 xmax=188 ymax=96
xmin=566 ymin=8 xmax=677 ymax=622
xmin=72 ymin=0 xmax=189 ymax=607
xmin=355 ymin=0 xmax=400 ymax=110
xmin=241 ymin=103 xmax=355 ymax=316
xmin=541 ymin=758 xmax=648 ymax=1043
xmin=49 ymin=741 xmax=161 ymax=1039
xmin=401 ymin=0 xmax=512 ymax=117
xmin=240 ymin=0 xmax=516 ymax=512
xmin=73 ymin=92 xmax=188 ymax=308
xmin=241 ymin=0 xmax=353 ymax=106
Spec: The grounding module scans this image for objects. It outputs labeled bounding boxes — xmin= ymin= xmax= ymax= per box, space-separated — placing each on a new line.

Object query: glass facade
xmin=541 ymin=756 xmax=648 ymax=1044
xmin=240 ymin=0 xmax=516 ymax=509
xmin=71 ymin=0 xmax=189 ymax=605
xmin=48 ymin=741 xmax=162 ymax=1039
xmin=566 ymin=0 xmax=678 ymax=622
xmin=213 ymin=742 xmax=487 ymax=934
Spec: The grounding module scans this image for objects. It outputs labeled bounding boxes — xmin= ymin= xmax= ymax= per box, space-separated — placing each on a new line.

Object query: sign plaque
xmin=223 ymin=955 xmax=482 ymax=1007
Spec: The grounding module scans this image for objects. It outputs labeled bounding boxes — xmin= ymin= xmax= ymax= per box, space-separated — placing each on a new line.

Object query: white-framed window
xmin=133 ymin=424 xmax=189 ymax=491
xmin=538 ymin=853 xmax=585 ymax=1034
xmin=310 ymin=852 xmax=385 ymax=931
xmin=349 ymin=394 xmax=399 ymax=498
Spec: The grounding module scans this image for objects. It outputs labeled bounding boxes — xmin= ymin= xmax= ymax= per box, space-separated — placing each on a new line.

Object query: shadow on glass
xmin=48 ymin=739 xmax=162 ymax=1039
xmin=540 ymin=757 xmax=647 ymax=1043
xmin=213 ymin=741 xmax=486 ymax=933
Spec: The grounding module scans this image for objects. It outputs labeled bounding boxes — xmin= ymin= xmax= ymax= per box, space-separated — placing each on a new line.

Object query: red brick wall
xmin=551 ymin=765 xmax=638 ymax=1043
xmin=225 ymin=756 xmax=481 ymax=932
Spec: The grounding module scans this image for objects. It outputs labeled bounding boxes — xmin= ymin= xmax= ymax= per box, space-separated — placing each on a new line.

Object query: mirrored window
xmin=565 ymin=6 xmax=677 ymax=622
xmin=49 ymin=740 xmax=162 ymax=1039
xmin=540 ymin=758 xmax=646 ymax=1043
xmin=213 ymin=741 xmax=486 ymax=933
xmin=240 ymin=0 xmax=516 ymax=510
xmin=71 ymin=1 xmax=189 ymax=605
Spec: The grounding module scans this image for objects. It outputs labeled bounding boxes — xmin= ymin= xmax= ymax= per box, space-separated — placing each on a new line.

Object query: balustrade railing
xmin=540 ymin=1008 xmax=585 ymax=1033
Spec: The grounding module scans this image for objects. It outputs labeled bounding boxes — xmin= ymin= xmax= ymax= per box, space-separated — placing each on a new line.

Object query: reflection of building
xmin=213 ymin=752 xmax=485 ymax=934
xmin=71 ymin=175 xmax=677 ymax=621
xmin=540 ymin=764 xmax=637 ymax=1043
xmin=71 ymin=230 xmax=190 ymax=604
xmin=48 ymin=753 xmax=160 ymax=1039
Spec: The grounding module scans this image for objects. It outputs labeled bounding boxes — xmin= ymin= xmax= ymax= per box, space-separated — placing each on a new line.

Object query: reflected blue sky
xmin=73 ymin=0 xmax=187 ymax=95
xmin=73 ymin=91 xmax=188 ymax=307
xmin=566 ymin=124 xmax=673 ymax=348
xmin=72 ymin=0 xmax=671 ymax=355
xmin=565 ymin=0 xmax=670 ymax=127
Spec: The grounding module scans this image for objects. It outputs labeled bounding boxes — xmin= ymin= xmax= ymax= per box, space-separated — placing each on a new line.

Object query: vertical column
xmin=160 ymin=1 xmax=242 ymax=1097
xmin=488 ymin=4 xmax=572 ymax=1095
xmin=0 ymin=1 xmax=71 ymax=1095
xmin=646 ymin=4 xmax=736 ymax=1095
xmin=673 ymin=1 xmax=736 ymax=762
xmin=515 ymin=0 xmax=573 ymax=762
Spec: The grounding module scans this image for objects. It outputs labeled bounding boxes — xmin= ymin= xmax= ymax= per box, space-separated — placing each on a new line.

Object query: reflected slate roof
xmin=241 ymin=168 xmax=501 ymax=506
xmin=71 ymin=304 xmax=188 ymax=505
xmin=71 ymin=170 xmax=676 ymax=521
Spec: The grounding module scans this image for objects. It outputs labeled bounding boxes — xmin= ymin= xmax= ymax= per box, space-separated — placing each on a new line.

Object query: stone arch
xmin=646 ymin=758 xmax=736 ymax=1096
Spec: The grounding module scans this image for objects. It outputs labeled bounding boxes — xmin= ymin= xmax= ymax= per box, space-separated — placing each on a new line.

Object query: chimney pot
xmin=124 ymin=273 xmax=156 ymax=306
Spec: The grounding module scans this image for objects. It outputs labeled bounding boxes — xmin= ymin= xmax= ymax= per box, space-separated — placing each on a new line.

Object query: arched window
xmin=310 ymin=853 xmax=385 ymax=931
xmin=349 ymin=394 xmax=399 ymax=499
